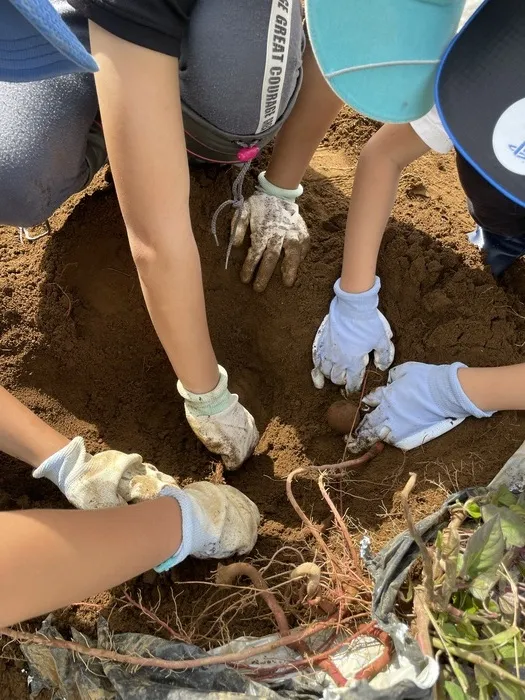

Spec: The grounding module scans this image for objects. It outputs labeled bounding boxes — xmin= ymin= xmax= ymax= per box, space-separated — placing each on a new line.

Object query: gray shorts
xmin=0 ymin=0 xmax=303 ymax=227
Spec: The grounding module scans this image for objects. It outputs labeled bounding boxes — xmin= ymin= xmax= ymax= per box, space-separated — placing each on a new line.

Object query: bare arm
xmin=0 ymin=387 xmax=68 ymax=468
xmin=459 ymin=364 xmax=525 ymax=412
xmin=265 ymin=43 xmax=342 ymax=189
xmin=0 ymin=497 xmax=181 ymax=627
xmin=341 ymin=124 xmax=430 ymax=293
xmin=89 ymin=24 xmax=218 ymax=394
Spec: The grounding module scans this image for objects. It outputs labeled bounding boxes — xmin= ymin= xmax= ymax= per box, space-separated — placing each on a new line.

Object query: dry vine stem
xmin=0 ymin=620 xmax=339 ymax=672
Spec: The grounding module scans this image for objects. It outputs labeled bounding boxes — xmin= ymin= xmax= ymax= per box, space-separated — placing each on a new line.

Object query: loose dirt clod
xmin=326 ymin=400 xmax=360 ymax=435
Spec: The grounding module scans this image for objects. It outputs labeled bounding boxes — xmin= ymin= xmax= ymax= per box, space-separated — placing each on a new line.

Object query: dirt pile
xmin=2 ymin=108 xmax=525 ymax=697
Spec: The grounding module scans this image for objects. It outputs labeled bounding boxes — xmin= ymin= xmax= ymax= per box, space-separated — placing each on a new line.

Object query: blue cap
xmin=0 ymin=0 xmax=98 ymax=82
xmin=306 ymin=0 xmax=466 ymax=123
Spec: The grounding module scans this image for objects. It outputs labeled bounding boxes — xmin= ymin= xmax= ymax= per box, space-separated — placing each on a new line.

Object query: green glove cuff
xmin=257 ymin=171 xmax=303 ymax=203
xmin=177 ymin=365 xmax=234 ymax=417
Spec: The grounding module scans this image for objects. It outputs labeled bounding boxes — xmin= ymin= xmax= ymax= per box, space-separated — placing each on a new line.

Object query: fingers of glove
xmin=118 ymin=463 xmax=178 ymax=502
xmin=387 ymin=362 xmax=423 ymax=385
xmin=362 ymin=385 xmax=389 ymax=409
xmin=185 ymin=482 xmax=260 ymax=558
xmin=312 ymin=316 xmax=328 ymax=366
xmin=281 ymin=235 xmax=302 ymax=288
xmin=253 ymin=237 xmax=285 ymax=293
xmin=231 ymin=202 xmax=251 ymax=248
xmin=373 ymin=338 xmax=395 ymax=373
xmin=344 ymin=355 xmax=369 ymax=394
xmin=311 ymin=367 xmax=325 ymax=389
xmin=281 ymin=220 xmax=310 ymax=287
xmin=240 ymin=237 xmax=267 ymax=285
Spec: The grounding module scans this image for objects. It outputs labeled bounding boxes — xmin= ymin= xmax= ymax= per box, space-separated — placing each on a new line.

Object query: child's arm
xmin=352 ymin=361 xmax=525 ymax=453
xmin=312 ymin=123 xmax=431 ymax=394
xmin=0 ymin=478 xmax=260 ymax=627
xmin=0 ymin=386 xmax=69 ymax=468
xmin=340 ymin=124 xmax=430 ymax=294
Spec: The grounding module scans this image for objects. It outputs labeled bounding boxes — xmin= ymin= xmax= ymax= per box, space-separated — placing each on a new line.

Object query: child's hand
xmin=155 ymin=482 xmax=260 ymax=571
xmin=311 ymin=277 xmax=395 ymax=394
xmin=232 ymin=190 xmax=310 ymax=293
xmin=178 ymin=366 xmax=259 ymax=470
xmin=33 ymin=438 xmax=177 ymax=509
xmin=349 ymin=362 xmax=494 ymax=452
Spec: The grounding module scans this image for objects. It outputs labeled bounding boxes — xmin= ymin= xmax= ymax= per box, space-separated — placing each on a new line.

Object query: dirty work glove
xmin=33 ymin=436 xmax=177 ymax=509
xmin=177 ymin=365 xmax=259 ymax=470
xmin=312 ymin=277 xmax=395 ymax=394
xmin=349 ymin=362 xmax=494 ymax=452
xmin=232 ymin=171 xmax=310 ymax=292
xmin=155 ymin=482 xmax=260 ymax=571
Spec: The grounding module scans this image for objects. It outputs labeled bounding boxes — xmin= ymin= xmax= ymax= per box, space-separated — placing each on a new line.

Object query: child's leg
xmin=468 ymin=227 xmax=525 ymax=276
xmin=179 ymin=0 xmax=303 ymax=162
xmin=0 ymin=1 xmax=105 ymax=228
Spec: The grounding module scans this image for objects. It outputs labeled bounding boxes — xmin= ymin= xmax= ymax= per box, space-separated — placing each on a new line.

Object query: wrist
xmin=154 ymin=487 xmax=195 ymax=571
xmin=257 ymin=172 xmax=303 ymax=203
xmin=32 ymin=436 xmax=86 ymax=490
xmin=432 ymin=363 xmax=494 ymax=419
xmin=333 ymin=276 xmax=381 ymax=317
xmin=177 ymin=365 xmax=234 ymax=417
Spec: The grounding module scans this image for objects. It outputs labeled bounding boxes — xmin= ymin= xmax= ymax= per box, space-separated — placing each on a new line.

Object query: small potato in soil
xmin=326 ymin=400 xmax=360 ymax=435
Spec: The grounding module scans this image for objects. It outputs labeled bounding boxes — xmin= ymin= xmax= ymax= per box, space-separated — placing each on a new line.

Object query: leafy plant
xmin=400 ymin=480 xmax=525 ymax=699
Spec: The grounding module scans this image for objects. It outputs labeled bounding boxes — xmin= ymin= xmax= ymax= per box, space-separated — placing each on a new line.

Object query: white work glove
xmin=232 ymin=171 xmax=310 ymax=292
xmin=312 ymin=276 xmax=395 ymax=394
xmin=350 ymin=362 xmax=494 ymax=452
xmin=177 ymin=365 xmax=259 ymax=470
xmin=33 ymin=437 xmax=178 ymax=509
xmin=155 ymin=481 xmax=260 ymax=572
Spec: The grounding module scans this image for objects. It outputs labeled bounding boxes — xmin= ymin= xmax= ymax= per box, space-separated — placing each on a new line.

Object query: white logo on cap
xmin=492 ymin=98 xmax=525 ymax=175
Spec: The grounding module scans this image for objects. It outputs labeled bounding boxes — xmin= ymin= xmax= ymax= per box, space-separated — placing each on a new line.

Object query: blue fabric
xmin=306 ymin=0 xmax=466 ymax=123
xmin=0 ymin=0 xmax=97 ymax=82
xmin=468 ymin=226 xmax=525 ymax=276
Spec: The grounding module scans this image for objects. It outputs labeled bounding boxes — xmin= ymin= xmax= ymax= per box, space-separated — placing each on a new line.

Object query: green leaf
xmin=451 ymin=626 xmax=519 ymax=649
xmin=461 ymin=517 xmax=505 ymax=581
xmin=509 ymin=504 xmax=525 ymax=517
xmin=493 ymin=679 xmax=523 ymax=700
xmin=470 ymin=570 xmax=499 ymax=600
xmin=444 ymin=680 xmax=468 ymax=700
xmin=482 ymin=504 xmax=525 ymax=547
xmin=492 ymin=485 xmax=517 ymax=507
xmin=464 ymin=499 xmax=482 ymax=519
xmin=497 ymin=639 xmax=525 ymax=661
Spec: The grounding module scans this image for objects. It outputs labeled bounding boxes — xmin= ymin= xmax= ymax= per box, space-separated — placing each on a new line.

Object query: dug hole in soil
xmin=2 ymin=109 xmax=525 ymax=697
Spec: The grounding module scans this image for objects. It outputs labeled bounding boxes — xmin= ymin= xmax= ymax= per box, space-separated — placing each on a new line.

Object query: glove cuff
xmin=257 ymin=171 xmax=303 ymax=203
xmin=32 ymin=436 xmax=86 ymax=490
xmin=154 ymin=486 xmax=197 ymax=572
xmin=177 ymin=366 xmax=234 ymax=417
xmin=431 ymin=363 xmax=495 ymax=420
xmin=333 ymin=276 xmax=381 ymax=317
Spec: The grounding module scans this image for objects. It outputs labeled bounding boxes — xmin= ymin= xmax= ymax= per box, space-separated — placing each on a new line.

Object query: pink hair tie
xmin=237 ymin=145 xmax=259 ymax=162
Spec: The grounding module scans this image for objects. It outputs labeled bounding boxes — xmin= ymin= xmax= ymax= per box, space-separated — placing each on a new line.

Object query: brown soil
xmin=2 ymin=108 xmax=525 ymax=697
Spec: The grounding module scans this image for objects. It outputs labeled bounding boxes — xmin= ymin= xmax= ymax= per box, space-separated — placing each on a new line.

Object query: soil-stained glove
xmin=312 ymin=277 xmax=395 ymax=394
xmin=232 ymin=171 xmax=310 ymax=292
xmin=155 ymin=482 xmax=260 ymax=572
xmin=33 ymin=437 xmax=178 ymax=509
xmin=350 ymin=362 xmax=494 ymax=452
xmin=177 ymin=365 xmax=259 ymax=470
